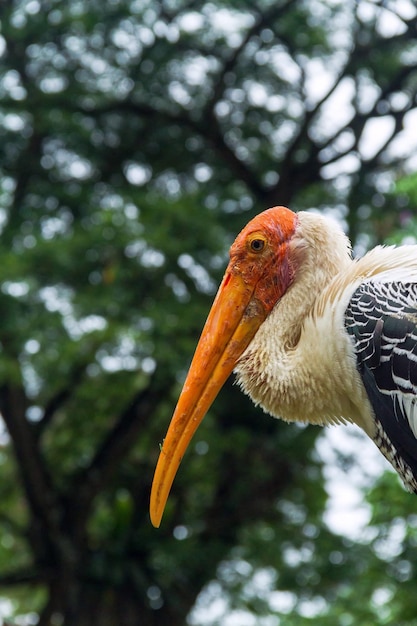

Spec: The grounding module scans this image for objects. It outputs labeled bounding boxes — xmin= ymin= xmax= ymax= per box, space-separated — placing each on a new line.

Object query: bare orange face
xmin=150 ymin=206 xmax=298 ymax=527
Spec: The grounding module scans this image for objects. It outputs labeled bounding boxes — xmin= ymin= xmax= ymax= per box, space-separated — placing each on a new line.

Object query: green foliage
xmin=0 ymin=0 xmax=417 ymax=625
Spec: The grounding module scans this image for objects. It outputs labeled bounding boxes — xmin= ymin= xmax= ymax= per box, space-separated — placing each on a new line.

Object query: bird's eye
xmin=250 ymin=238 xmax=265 ymax=252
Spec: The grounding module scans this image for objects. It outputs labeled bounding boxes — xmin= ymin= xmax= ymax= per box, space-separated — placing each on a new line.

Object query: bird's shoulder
xmin=344 ymin=279 xmax=417 ymax=381
xmin=341 ymin=243 xmax=417 ymax=367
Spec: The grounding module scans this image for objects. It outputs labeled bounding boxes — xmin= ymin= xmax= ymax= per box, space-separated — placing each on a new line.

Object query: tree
xmin=0 ymin=0 xmax=417 ymax=624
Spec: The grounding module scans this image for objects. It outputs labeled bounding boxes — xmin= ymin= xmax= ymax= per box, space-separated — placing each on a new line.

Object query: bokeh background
xmin=1 ymin=0 xmax=417 ymax=624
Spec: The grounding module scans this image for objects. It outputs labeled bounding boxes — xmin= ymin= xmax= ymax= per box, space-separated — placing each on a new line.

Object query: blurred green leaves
xmin=1 ymin=0 xmax=417 ymax=624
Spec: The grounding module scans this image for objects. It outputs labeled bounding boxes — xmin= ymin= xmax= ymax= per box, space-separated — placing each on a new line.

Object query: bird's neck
xmin=235 ymin=212 xmax=373 ymax=432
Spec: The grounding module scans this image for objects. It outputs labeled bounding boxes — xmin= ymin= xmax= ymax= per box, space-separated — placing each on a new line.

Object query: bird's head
xmin=150 ymin=206 xmax=299 ymax=527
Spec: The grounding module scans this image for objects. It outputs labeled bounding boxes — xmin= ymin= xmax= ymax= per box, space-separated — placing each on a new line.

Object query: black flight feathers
xmin=345 ymin=281 xmax=417 ymax=491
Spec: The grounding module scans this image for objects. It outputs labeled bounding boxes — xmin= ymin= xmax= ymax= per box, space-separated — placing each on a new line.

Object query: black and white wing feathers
xmin=345 ymin=281 xmax=417 ymax=491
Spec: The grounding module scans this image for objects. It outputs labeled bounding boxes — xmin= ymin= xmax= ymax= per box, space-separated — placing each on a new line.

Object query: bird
xmin=150 ymin=205 xmax=417 ymax=527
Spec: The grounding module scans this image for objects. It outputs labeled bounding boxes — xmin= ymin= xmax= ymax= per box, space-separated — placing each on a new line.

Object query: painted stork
xmin=150 ymin=206 xmax=417 ymax=527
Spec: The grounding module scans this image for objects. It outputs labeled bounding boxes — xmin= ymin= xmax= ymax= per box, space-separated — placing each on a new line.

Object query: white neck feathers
xmin=234 ymin=211 xmax=416 ymax=435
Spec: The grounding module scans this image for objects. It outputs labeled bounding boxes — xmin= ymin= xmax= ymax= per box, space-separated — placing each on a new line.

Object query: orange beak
xmin=150 ymin=268 xmax=267 ymax=527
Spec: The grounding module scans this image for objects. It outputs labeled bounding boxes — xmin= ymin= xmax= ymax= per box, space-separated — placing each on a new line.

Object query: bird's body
xmin=150 ymin=206 xmax=417 ymax=527
xmin=235 ymin=211 xmax=417 ymax=491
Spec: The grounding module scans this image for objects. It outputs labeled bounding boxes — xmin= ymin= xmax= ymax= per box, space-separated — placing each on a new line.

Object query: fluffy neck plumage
xmin=234 ymin=212 xmax=374 ymax=434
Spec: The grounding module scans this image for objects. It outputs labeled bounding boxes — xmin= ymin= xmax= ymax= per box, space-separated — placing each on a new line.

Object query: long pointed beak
xmin=150 ymin=269 xmax=266 ymax=527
